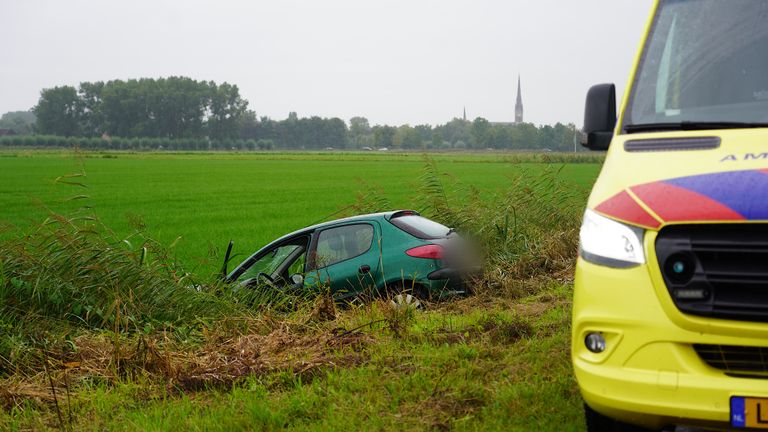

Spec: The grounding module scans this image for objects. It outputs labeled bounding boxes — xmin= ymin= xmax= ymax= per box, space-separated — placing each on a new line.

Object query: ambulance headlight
xmin=579 ymin=209 xmax=645 ymax=268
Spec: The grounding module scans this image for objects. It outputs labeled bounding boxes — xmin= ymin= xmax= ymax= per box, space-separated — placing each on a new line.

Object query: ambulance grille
xmin=655 ymin=224 xmax=768 ymax=322
xmin=694 ymin=344 xmax=768 ymax=378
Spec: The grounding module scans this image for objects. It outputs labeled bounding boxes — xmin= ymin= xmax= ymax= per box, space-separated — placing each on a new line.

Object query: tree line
xmin=0 ymin=111 xmax=36 ymax=135
xmin=3 ymin=76 xmax=582 ymax=151
xmin=34 ymin=77 xmax=247 ymax=140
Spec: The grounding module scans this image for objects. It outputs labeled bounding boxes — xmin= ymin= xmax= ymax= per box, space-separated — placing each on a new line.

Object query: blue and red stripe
xmin=595 ymin=169 xmax=768 ymax=227
xmin=594 ymin=190 xmax=660 ymax=228
xmin=663 ymin=170 xmax=768 ymax=220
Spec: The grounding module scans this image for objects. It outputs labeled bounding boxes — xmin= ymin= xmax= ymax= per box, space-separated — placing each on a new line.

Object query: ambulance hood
xmin=588 ymin=130 xmax=768 ymax=230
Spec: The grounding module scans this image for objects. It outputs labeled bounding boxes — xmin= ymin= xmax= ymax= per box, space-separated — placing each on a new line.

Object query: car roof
xmin=267 ymin=210 xmax=418 ymax=245
xmin=270 ymin=210 xmax=418 ymax=244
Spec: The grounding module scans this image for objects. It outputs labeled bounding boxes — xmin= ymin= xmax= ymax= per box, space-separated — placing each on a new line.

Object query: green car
xmin=224 ymin=210 xmax=479 ymax=301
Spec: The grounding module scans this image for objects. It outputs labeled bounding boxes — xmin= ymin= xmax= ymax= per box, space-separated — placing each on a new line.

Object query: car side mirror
xmin=582 ymin=83 xmax=616 ymax=151
xmin=290 ymin=274 xmax=304 ymax=286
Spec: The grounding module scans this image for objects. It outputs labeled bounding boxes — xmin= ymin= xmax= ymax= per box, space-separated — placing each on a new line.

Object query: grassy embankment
xmin=0 ymin=151 xmax=600 ymax=430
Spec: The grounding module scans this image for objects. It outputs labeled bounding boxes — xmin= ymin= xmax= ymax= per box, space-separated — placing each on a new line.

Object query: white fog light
xmin=585 ymin=332 xmax=606 ymax=353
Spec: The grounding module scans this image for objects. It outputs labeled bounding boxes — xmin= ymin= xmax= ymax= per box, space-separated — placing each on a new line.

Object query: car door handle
xmin=358 ymin=264 xmax=371 ymax=274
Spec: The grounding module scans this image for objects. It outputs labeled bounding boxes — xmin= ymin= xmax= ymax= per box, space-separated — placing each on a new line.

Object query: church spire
xmin=515 ymin=75 xmax=524 ymax=124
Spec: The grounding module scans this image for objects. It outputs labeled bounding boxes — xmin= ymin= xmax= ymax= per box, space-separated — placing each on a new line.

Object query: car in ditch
xmin=222 ymin=210 xmax=479 ymax=303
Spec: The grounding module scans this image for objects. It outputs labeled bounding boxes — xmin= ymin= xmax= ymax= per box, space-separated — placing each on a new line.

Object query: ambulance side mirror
xmin=582 ymin=83 xmax=616 ymax=151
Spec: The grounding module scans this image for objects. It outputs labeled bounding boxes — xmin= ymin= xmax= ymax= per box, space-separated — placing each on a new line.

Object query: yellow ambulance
xmin=573 ymin=0 xmax=768 ymax=430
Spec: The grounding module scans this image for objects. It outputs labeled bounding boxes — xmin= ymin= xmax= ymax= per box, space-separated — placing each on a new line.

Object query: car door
xmin=231 ymin=235 xmax=310 ymax=288
xmin=305 ymin=221 xmax=382 ymax=298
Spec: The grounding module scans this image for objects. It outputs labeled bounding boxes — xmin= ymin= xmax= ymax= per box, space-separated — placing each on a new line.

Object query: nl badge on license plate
xmin=732 ymin=397 xmax=768 ymax=429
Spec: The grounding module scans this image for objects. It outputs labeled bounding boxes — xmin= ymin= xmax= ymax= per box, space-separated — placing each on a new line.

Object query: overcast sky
xmin=1 ymin=0 xmax=654 ymax=127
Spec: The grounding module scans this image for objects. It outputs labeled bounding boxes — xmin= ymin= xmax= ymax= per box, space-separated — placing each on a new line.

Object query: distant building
xmin=0 ymin=129 xmax=16 ymax=136
xmin=485 ymin=74 xmax=525 ymax=126
xmin=514 ymin=75 xmax=524 ymax=124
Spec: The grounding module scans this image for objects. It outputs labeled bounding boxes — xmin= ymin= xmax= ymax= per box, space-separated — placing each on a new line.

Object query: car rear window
xmin=390 ymin=215 xmax=449 ymax=239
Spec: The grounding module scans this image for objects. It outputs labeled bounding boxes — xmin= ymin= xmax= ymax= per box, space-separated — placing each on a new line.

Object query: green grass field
xmin=0 ymin=150 xmax=602 ymax=431
xmin=0 ymin=151 xmax=599 ymax=276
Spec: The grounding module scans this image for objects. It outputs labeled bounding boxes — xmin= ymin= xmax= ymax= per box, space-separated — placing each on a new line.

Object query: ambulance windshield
xmin=625 ymin=0 xmax=768 ymax=131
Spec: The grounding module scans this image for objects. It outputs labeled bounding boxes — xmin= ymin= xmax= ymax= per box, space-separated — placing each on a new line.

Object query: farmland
xmin=0 ymin=151 xmax=600 ymax=276
xmin=0 ymin=150 xmax=602 ymax=431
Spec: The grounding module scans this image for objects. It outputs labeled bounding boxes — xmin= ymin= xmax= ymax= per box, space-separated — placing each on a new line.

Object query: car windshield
xmin=390 ymin=215 xmax=450 ymax=239
xmin=624 ymin=0 xmax=768 ymax=130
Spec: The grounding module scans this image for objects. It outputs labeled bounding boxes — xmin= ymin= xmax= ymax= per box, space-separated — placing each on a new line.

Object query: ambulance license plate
xmin=732 ymin=397 xmax=768 ymax=429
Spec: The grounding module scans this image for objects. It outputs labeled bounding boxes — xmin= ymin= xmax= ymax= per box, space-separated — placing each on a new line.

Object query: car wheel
xmin=390 ymin=293 xmax=422 ymax=310
xmin=584 ymin=404 xmax=658 ymax=432
xmin=386 ymin=281 xmax=429 ymax=309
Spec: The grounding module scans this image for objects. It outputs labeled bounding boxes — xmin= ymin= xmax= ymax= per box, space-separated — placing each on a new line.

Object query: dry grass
xmin=0 ymin=318 xmax=375 ymax=410
xmin=0 ymin=380 xmax=57 ymax=409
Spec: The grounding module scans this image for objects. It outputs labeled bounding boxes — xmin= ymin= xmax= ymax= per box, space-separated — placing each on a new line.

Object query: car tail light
xmin=406 ymin=244 xmax=443 ymax=259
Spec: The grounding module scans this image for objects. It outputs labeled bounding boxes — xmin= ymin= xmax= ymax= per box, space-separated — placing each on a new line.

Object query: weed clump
xmin=476 ymin=313 xmax=533 ymax=344
xmin=0 ymin=211 xmax=237 ymax=333
xmin=308 ymin=292 xmax=337 ymax=323
xmin=0 ymin=172 xmax=251 ymax=378
xmin=381 ymin=298 xmax=418 ymax=338
xmin=7 ymin=226 xmax=202 ymax=327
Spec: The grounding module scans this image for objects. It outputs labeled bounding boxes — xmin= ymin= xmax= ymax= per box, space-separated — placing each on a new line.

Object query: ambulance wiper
xmin=624 ymin=121 xmax=768 ymax=133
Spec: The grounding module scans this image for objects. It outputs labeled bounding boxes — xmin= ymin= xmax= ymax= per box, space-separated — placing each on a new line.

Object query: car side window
xmin=314 ymin=224 xmax=374 ymax=268
xmin=287 ymin=251 xmax=306 ymax=276
xmin=237 ymin=237 xmax=308 ymax=282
